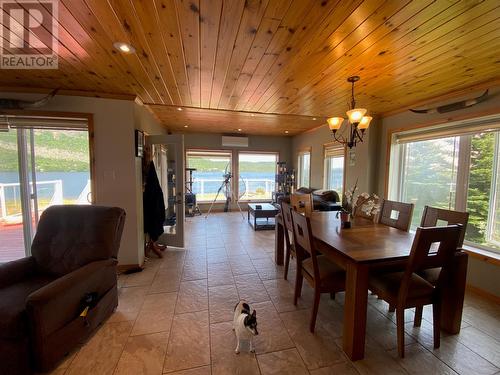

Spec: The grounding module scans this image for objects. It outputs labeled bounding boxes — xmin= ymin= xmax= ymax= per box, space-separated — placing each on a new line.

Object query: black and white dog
xmin=232 ymin=300 xmax=258 ymax=354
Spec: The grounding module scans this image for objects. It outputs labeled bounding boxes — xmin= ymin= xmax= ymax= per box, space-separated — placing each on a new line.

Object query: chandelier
xmin=327 ymin=76 xmax=372 ymax=149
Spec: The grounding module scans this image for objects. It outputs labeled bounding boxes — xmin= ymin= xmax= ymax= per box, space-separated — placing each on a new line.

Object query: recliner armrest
xmin=26 ymin=258 xmax=117 ymax=338
xmin=0 ymin=256 xmax=36 ymax=288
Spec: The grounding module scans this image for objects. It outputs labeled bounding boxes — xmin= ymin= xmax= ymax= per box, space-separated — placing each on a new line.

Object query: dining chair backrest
xmin=281 ymin=200 xmax=294 ymax=245
xmin=378 ymin=199 xmax=414 ymax=231
xmin=290 ymin=193 xmax=313 ymax=217
xmin=291 ymin=209 xmax=320 ymax=277
xmin=353 ymin=194 xmax=380 ymax=220
xmin=400 ymin=225 xmax=462 ymax=301
xmin=420 ymin=206 xmax=469 ymax=247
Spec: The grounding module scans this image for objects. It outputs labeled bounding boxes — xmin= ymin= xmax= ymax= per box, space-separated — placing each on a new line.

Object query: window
xmin=238 ymin=152 xmax=278 ymax=201
xmin=297 ymin=150 xmax=310 ymax=188
xmin=186 ymin=150 xmax=232 ymax=202
xmin=388 ymin=115 xmax=500 ymax=252
xmin=324 ymin=145 xmax=345 ymax=194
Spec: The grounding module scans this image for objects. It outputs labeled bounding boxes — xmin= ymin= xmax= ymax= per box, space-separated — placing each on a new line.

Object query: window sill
xmin=462 ymin=245 xmax=500 ymax=266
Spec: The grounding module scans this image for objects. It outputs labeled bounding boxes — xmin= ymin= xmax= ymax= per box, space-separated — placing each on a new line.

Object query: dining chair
xmin=281 ymin=201 xmax=296 ymax=280
xmin=378 ymin=199 xmax=414 ymax=231
xmin=290 ymin=209 xmax=345 ymax=332
xmin=290 ymin=193 xmax=313 ymax=217
xmin=412 ymin=206 xmax=470 ymax=325
xmin=353 ymin=194 xmax=380 ymax=220
xmin=368 ymin=224 xmax=462 ymax=357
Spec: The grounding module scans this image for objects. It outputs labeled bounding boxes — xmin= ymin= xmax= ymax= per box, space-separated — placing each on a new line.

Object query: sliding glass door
xmin=0 ymin=124 xmax=91 ymax=262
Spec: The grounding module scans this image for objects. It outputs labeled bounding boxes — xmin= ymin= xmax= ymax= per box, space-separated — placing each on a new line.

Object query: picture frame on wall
xmin=135 ymin=129 xmax=144 ymax=157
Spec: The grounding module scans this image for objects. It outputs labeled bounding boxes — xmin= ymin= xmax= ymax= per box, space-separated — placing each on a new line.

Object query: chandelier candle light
xmin=327 ymin=76 xmax=372 ymax=149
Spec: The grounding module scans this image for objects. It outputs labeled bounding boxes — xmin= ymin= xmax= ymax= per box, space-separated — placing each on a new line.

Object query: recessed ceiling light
xmin=285 ymin=130 xmax=289 ymax=134
xmin=250 ymin=114 xmax=255 ymax=117
xmin=312 ymin=117 xmax=317 ymax=120
xmin=177 ymin=107 xmax=183 ymax=111
xmin=113 ymin=42 xmax=136 ymax=54
xmin=184 ymin=125 xmax=188 ymax=128
xmin=237 ymin=128 xmax=242 ymax=132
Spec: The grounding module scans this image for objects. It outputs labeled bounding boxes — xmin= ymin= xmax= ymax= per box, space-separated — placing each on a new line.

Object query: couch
xmin=0 ymin=205 xmax=125 ymax=374
xmin=294 ymin=187 xmax=342 ymax=211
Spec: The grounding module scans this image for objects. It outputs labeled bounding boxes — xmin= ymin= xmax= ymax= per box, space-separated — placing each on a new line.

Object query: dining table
xmin=274 ymin=211 xmax=468 ymax=361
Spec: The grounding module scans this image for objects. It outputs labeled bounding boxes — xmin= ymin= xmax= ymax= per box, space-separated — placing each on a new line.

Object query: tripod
xmin=205 ymin=173 xmax=245 ymax=219
xmin=185 ymin=168 xmax=201 ymax=216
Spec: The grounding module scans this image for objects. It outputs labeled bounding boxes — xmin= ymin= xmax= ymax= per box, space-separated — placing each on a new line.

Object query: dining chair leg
xmin=294 ymin=270 xmax=303 ymax=305
xmin=432 ymin=300 xmax=441 ymax=349
xmin=414 ymin=306 xmax=423 ymax=327
xmin=389 ymin=304 xmax=395 ymax=312
xmin=310 ymin=288 xmax=321 ymax=333
xmin=284 ymin=246 xmax=291 ymax=280
xmin=396 ymin=307 xmax=405 ymax=358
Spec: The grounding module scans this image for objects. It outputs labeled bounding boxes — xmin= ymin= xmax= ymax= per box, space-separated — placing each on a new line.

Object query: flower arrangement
xmin=340 ymin=179 xmax=381 ymax=220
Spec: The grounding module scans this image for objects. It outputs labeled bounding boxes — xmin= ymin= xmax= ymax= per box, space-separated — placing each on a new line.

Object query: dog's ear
xmin=251 ymin=310 xmax=256 ymax=318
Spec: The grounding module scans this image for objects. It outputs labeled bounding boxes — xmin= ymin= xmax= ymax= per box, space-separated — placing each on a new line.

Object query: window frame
xmin=323 ymin=143 xmax=346 ymax=194
xmin=386 ymin=114 xmax=500 ymax=253
xmin=297 ymin=148 xmax=311 ymax=189
xmin=237 ymin=151 xmax=279 ymax=202
xmin=185 ymin=148 xmax=233 ymax=203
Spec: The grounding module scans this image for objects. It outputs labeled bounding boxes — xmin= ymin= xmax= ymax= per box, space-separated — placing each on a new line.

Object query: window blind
xmin=394 ymin=114 xmax=500 ymax=144
xmin=324 ymin=144 xmax=345 ymax=157
xmin=2 ymin=115 xmax=88 ymax=130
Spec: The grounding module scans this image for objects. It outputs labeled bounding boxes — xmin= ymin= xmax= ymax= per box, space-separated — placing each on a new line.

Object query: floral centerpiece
xmin=338 ymin=179 xmax=380 ymax=226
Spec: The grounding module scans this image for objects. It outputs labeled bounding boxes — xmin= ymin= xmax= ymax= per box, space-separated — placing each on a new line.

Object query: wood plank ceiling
xmin=0 ymin=0 xmax=499 ymax=135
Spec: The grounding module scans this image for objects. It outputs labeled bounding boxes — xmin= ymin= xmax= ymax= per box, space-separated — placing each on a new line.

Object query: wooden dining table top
xmin=309 ymin=212 xmax=416 ymax=263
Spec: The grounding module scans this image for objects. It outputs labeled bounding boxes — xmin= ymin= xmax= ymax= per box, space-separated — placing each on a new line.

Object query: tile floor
xmin=49 ymin=212 xmax=500 ymax=375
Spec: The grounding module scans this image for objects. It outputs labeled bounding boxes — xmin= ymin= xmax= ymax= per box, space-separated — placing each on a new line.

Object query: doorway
xmin=147 ymin=134 xmax=185 ymax=248
xmin=0 ymin=116 xmax=92 ymax=262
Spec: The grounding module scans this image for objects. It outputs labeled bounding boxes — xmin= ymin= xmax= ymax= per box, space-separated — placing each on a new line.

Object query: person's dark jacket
xmin=143 ymin=161 xmax=165 ymax=241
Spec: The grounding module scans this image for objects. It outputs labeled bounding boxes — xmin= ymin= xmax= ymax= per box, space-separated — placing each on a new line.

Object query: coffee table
xmin=247 ymin=203 xmax=279 ymax=231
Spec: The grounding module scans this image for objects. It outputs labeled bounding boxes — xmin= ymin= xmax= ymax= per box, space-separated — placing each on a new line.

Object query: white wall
xmin=0 ymin=92 xmax=166 ymax=266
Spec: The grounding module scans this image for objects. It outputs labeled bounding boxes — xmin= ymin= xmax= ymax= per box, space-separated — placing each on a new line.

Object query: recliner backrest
xmin=31 ymin=205 xmax=126 ymax=276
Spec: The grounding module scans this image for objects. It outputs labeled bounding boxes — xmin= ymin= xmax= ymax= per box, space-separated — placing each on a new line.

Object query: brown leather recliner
xmin=0 ymin=205 xmax=126 ymax=374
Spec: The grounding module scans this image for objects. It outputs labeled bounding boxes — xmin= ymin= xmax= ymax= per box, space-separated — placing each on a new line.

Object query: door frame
xmin=146 ymin=134 xmax=185 ymax=248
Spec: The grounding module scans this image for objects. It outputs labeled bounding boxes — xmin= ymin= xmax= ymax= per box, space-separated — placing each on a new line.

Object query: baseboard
xmin=466 ymin=284 xmax=500 ymax=305
xmin=117 ymin=264 xmax=142 ymax=273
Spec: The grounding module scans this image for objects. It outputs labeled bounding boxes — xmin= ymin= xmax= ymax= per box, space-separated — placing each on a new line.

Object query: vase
xmin=340 ymin=212 xmax=351 ymax=228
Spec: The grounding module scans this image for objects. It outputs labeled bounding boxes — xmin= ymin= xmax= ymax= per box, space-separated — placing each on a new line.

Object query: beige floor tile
xmin=109 ymin=286 xmax=148 ymax=323
xmin=280 ymin=309 xmax=347 ymax=370
xmin=123 ymin=267 xmax=158 ymax=287
xmin=175 ymin=279 xmax=208 ymax=314
xmin=257 ymin=348 xmax=309 ymax=375
xmin=66 ymin=321 xmax=132 ymax=375
xmin=309 ymin=362 xmax=360 ymax=375
xmin=252 ymin=301 xmax=294 ymax=354
xmin=388 ymin=343 xmax=456 ymax=374
xmin=182 ymin=262 xmax=208 ymax=281
xmin=131 ymin=292 xmax=177 ymax=336
xmin=209 ymin=284 xmax=239 ymax=323
xmin=163 ymin=311 xmax=210 ymax=373
xmin=148 ymin=271 xmax=181 ymax=294
xmin=229 ymin=255 xmax=257 ymax=275
xmin=208 ymin=262 xmax=234 ymax=287
xmin=114 ymin=331 xmax=168 ymax=375
xmin=405 ymin=319 xmax=498 ymax=375
xmin=365 ymin=305 xmax=416 ymax=350
xmin=210 ymin=321 xmax=260 ymax=375
xmin=263 ymin=278 xmax=313 ymax=313
xmin=455 ymin=326 xmax=500 ymax=367
xmin=345 ymin=336 xmax=409 ymax=375
xmin=234 ymin=273 xmax=271 ymax=304
xmin=165 ymin=366 xmax=211 ymax=375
